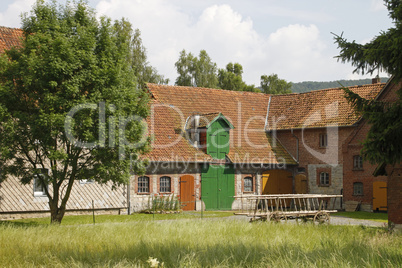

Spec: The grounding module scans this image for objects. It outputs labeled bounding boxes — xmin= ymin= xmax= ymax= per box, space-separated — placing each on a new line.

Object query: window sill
xmin=352 ymin=194 xmax=364 ymax=196
xmin=318 ymin=185 xmax=330 ymax=187
xmin=352 ymin=168 xmax=364 ymax=171
xmin=137 ymin=192 xmax=151 ymax=195
xmin=243 ymin=191 xmax=254 ymax=194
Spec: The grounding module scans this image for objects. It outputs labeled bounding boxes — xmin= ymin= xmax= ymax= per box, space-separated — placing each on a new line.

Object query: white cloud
xmin=371 ymin=0 xmax=387 ymax=12
xmin=0 ymin=0 xmax=35 ymax=28
xmin=1 ymin=0 xmax=379 ymax=84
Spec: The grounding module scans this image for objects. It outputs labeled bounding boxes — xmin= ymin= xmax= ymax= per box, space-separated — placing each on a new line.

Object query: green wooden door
xmin=207 ymin=120 xmax=230 ymax=159
xmin=201 ymin=164 xmax=234 ymax=210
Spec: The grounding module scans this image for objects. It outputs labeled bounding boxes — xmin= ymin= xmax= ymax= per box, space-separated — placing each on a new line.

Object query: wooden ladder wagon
xmin=234 ymin=194 xmax=342 ymax=224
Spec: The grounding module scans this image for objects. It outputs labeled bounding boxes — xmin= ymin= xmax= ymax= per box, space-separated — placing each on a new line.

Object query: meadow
xmin=0 ymin=213 xmax=401 ymax=267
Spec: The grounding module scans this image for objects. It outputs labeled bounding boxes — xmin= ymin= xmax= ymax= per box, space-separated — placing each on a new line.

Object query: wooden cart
xmin=234 ymin=194 xmax=342 ymax=224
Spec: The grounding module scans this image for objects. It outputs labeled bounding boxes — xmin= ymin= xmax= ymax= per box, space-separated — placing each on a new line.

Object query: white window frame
xmin=243 ymin=176 xmax=253 ymax=192
xmin=79 ymin=179 xmax=94 ymax=184
xmin=319 ymin=172 xmax=329 ymax=186
xmin=159 ymin=176 xmax=171 ymax=193
xmin=138 ymin=176 xmax=150 ymax=193
xmin=33 ymin=171 xmax=48 ymax=197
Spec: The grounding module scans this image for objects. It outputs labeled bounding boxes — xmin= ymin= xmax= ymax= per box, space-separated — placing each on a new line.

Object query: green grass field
xmin=0 ymin=215 xmax=401 ymax=267
xmin=1 ymin=211 xmax=234 ymax=226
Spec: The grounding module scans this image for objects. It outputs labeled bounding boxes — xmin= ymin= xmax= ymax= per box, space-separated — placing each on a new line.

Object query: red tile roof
xmin=146 ymin=84 xmax=296 ymax=165
xmin=267 ymin=83 xmax=385 ymax=131
xmin=0 ymin=26 xmax=23 ymax=52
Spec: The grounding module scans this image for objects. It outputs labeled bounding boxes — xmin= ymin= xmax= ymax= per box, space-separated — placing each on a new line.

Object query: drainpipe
xmin=291 ymin=128 xmax=299 ymax=162
xmin=264 ymin=96 xmax=272 ymax=130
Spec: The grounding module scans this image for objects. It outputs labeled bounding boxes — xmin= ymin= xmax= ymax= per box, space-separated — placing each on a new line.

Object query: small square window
xmin=138 ymin=176 xmax=150 ymax=193
xmin=353 ymin=155 xmax=363 ymax=169
xmin=244 ymin=177 xmax=253 ymax=192
xmin=160 ymin=176 xmax=171 ymax=193
xmin=80 ymin=179 xmax=94 ymax=184
xmin=319 ymin=134 xmax=328 ymax=147
xmin=33 ymin=171 xmax=48 ymax=197
xmin=353 ymin=182 xmax=363 ymax=195
xmin=319 ymin=172 xmax=329 ymax=186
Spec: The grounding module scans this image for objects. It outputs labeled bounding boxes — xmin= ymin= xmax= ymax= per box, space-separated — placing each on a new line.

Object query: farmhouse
xmin=0 ymin=26 xmax=400 ymax=225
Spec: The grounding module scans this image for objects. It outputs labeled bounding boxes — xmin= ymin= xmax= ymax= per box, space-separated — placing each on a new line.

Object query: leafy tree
xmin=218 ymin=62 xmax=257 ymax=92
xmin=260 ymin=74 xmax=292 ymax=94
xmin=0 ymin=0 xmax=149 ymax=223
xmin=334 ymin=0 xmax=402 ymax=165
xmin=130 ymin=28 xmax=169 ymax=87
xmin=175 ymin=49 xmax=218 ymax=88
xmin=175 ymin=49 xmax=196 ymax=86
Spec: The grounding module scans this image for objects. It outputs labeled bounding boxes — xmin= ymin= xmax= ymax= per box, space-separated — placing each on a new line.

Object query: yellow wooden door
xmin=295 ymin=174 xmax=307 ymax=194
xmin=373 ymin=181 xmax=387 ymax=211
xmin=262 ymin=170 xmax=293 ymax=194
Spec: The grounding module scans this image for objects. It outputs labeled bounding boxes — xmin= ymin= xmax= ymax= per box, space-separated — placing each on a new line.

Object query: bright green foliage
xmin=130 ymin=28 xmax=169 ymax=87
xmin=260 ymin=74 xmax=292 ymax=94
xmin=218 ymin=62 xmax=258 ymax=92
xmin=175 ymin=49 xmax=218 ymax=88
xmin=0 ymin=0 xmax=150 ymax=223
xmin=335 ymin=0 xmax=402 ymax=166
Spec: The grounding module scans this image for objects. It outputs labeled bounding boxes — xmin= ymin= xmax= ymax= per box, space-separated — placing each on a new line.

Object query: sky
xmin=0 ymin=0 xmax=394 ymax=85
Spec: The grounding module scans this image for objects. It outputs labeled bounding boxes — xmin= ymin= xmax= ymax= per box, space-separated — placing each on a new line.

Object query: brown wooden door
xmin=180 ymin=175 xmax=195 ymax=211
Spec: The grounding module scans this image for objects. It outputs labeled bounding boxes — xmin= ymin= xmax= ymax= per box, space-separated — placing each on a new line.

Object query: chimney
xmin=372 ymin=76 xmax=381 ymax=84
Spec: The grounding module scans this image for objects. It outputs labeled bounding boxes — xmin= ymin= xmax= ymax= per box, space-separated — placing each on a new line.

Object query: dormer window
xmin=186 ymin=113 xmax=234 ymax=160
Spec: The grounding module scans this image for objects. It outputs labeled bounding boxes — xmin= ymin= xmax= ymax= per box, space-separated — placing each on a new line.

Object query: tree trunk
xmin=49 ymin=198 xmax=66 ymax=224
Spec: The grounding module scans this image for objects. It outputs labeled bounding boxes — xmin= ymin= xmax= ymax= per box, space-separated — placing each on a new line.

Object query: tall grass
xmin=0 ymin=220 xmax=401 ymax=267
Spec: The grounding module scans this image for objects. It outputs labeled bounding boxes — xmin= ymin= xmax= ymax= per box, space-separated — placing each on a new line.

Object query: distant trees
xmin=260 ymin=74 xmax=292 ymax=94
xmin=131 ymin=29 xmax=169 ymax=86
xmin=217 ymin=63 xmax=258 ymax=92
xmin=174 ymin=49 xmax=218 ymax=88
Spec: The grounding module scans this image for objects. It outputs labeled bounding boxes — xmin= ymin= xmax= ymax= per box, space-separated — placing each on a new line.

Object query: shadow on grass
xmin=0 ymin=220 xmax=42 ymax=227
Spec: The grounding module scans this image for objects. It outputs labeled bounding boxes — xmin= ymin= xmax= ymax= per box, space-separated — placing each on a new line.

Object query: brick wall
xmin=387 ymin=165 xmax=402 ymax=225
xmin=342 ymin=79 xmax=401 ymax=211
xmin=275 ymin=127 xmax=353 ymax=208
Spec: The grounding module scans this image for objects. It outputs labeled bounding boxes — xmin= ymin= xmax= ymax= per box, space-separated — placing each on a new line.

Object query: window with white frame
xmin=319 ymin=172 xmax=329 ymax=186
xmin=319 ymin=133 xmax=328 ymax=147
xmin=80 ymin=179 xmax=94 ymax=184
xmin=353 ymin=182 xmax=363 ymax=195
xmin=33 ymin=170 xmax=48 ymax=197
xmin=160 ymin=176 xmax=171 ymax=193
xmin=353 ymin=155 xmax=363 ymax=169
xmin=244 ymin=177 xmax=253 ymax=192
xmin=138 ymin=176 xmax=150 ymax=193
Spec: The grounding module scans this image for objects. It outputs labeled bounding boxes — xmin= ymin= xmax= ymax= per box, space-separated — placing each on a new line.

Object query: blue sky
xmin=0 ymin=0 xmax=393 ymax=85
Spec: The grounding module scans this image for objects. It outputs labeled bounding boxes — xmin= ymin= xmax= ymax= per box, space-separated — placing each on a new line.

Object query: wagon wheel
xmin=313 ymin=212 xmax=330 ymax=224
xmin=269 ymin=212 xmax=281 ymax=223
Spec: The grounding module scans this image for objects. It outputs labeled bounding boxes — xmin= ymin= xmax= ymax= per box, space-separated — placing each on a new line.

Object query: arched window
xmin=138 ymin=176 xmax=150 ymax=193
xmin=160 ymin=176 xmax=171 ymax=193
xmin=244 ymin=176 xmax=253 ymax=192
xmin=353 ymin=182 xmax=363 ymax=195
xmin=319 ymin=172 xmax=329 ymax=186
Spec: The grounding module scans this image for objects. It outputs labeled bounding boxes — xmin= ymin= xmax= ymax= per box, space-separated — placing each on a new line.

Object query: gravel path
xmin=220 ymin=214 xmax=385 ymax=227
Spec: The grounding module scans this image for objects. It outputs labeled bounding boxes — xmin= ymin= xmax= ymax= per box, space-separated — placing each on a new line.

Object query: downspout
xmin=264 ymin=96 xmax=272 ymax=130
xmin=291 ymin=128 xmax=299 ymax=162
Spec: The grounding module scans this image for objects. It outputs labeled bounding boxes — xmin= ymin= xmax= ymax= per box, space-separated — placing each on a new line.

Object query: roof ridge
xmin=0 ymin=26 xmax=23 ymax=31
xmin=271 ymin=82 xmax=386 ymax=97
xmin=146 ymin=83 xmax=270 ymax=96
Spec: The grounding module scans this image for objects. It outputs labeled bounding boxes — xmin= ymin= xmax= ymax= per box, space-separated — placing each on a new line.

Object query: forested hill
xmin=291 ymin=78 xmax=389 ymax=93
